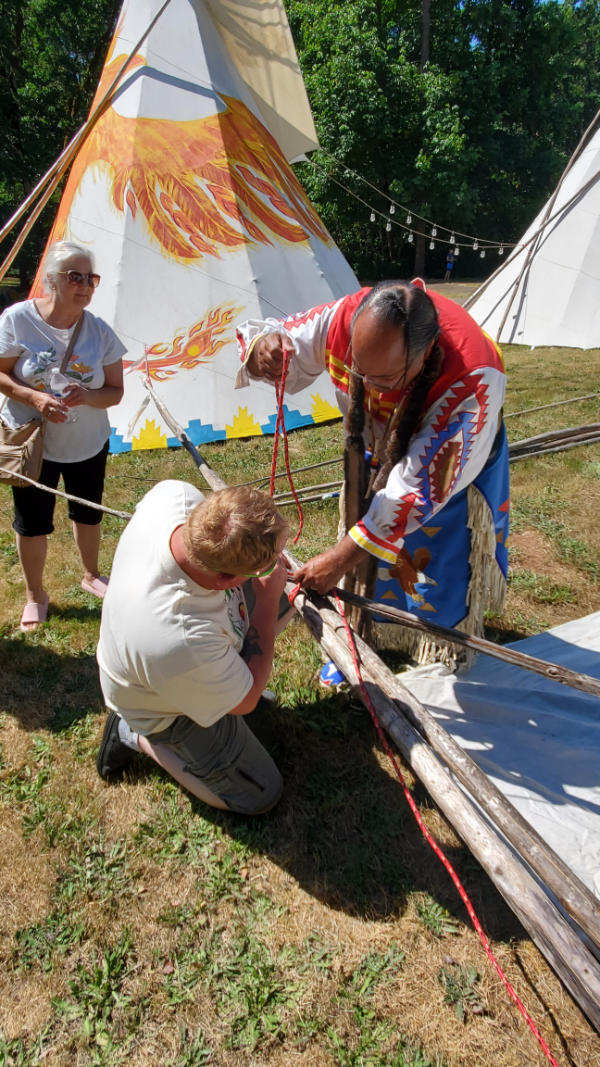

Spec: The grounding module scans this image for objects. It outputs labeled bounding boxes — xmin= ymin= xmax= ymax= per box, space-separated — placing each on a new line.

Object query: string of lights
xmin=305 ymin=151 xmax=517 ymax=258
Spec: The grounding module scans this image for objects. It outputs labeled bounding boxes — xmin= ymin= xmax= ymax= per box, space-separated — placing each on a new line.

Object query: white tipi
xmin=465 ymin=111 xmax=600 ymax=349
xmin=34 ymin=0 xmax=358 ymax=453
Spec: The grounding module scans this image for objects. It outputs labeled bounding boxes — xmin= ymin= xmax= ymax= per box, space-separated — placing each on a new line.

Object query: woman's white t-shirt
xmin=0 ymin=299 xmax=126 ymax=462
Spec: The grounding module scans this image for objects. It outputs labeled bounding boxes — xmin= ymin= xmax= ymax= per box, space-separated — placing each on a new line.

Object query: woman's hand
xmin=30 ymin=391 xmax=69 ymax=423
xmin=246 ymin=333 xmax=294 ymax=383
xmin=62 ymin=383 xmax=89 ymax=408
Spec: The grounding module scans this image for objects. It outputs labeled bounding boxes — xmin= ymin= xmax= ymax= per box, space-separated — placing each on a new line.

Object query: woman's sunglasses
xmin=58 ymin=270 xmax=101 ymax=288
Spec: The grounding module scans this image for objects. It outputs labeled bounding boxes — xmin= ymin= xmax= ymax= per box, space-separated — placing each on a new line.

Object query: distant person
xmin=0 ymin=240 xmax=125 ymax=632
xmin=96 ymin=481 xmax=291 ymax=815
xmin=236 ymin=281 xmax=509 ymax=665
xmin=444 ymin=250 xmax=455 ymax=282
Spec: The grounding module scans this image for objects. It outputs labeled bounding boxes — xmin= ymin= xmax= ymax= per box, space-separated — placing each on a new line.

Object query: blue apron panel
xmin=373 ymin=424 xmax=510 ymax=628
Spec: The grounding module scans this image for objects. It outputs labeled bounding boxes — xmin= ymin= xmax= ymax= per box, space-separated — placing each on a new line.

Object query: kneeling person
xmin=96 ymin=480 xmax=290 ymax=814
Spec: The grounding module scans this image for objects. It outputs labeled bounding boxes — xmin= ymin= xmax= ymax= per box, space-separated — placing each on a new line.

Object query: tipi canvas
xmin=33 ymin=0 xmax=358 ymax=452
xmin=466 ymin=113 xmax=600 ymax=349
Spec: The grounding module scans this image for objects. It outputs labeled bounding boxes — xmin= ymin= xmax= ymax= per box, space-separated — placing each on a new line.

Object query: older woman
xmin=0 ymin=240 xmax=125 ymax=632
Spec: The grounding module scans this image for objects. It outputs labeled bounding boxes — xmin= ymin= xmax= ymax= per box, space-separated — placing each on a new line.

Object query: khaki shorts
xmin=148 ymin=711 xmax=283 ymax=815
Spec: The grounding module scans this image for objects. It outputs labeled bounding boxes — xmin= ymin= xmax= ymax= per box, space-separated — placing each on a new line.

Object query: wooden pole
xmin=143 ymin=394 xmax=600 ymax=1027
xmin=304 ymin=589 xmax=600 ymax=946
xmin=0 ymin=0 xmax=174 ymax=277
xmin=333 ymin=587 xmax=600 ymax=700
xmin=291 ymin=586 xmax=600 ymax=1030
xmin=177 ymin=434 xmax=600 ymax=933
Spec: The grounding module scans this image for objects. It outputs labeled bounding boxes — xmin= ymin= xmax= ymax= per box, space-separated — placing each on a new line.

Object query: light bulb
xmin=450 ymin=233 xmax=455 ymax=244
xmin=389 ymin=204 xmax=396 ymax=215
xmin=386 ymin=221 xmax=392 ymax=232
xmin=406 ymin=214 xmax=412 ymax=225
xmin=499 ymin=244 xmax=504 ymax=255
xmin=431 ymin=226 xmax=437 ymax=237
xmin=370 ymin=211 xmax=375 ymax=223
xmin=473 ymin=240 xmax=479 ymax=251
xmin=454 ymin=247 xmax=460 ymax=256
xmin=480 ymin=250 xmax=485 ymax=258
xmin=408 ymin=232 xmax=414 ymax=243
xmin=429 ymin=240 xmax=435 ymax=250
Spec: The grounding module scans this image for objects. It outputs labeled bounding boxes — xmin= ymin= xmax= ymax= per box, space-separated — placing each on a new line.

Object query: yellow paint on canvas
xmin=132 ymin=419 xmax=168 ymax=450
xmin=311 ymin=393 xmax=341 ymax=423
xmin=226 ymin=407 xmax=263 ymax=438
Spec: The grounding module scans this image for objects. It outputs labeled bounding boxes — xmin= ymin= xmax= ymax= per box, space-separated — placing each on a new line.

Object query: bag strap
xmin=60 ymin=312 xmax=84 ymax=373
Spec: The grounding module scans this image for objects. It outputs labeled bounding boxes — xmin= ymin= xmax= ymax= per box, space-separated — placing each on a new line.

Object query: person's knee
xmin=216 ymin=760 xmax=284 ymax=815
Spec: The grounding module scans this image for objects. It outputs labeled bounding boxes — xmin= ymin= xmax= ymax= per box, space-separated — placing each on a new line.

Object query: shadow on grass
xmin=0 ymin=631 xmax=525 ymax=939
xmin=0 ymin=635 xmax=103 ymax=733
xmin=127 ymin=693 xmax=525 ymax=940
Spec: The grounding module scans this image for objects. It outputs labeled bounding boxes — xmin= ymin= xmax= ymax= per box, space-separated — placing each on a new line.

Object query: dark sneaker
xmin=97 ymin=710 xmax=134 ymax=780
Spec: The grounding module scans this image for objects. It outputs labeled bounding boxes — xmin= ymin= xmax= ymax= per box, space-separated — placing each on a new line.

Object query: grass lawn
xmin=0 ymin=302 xmax=599 ymax=1065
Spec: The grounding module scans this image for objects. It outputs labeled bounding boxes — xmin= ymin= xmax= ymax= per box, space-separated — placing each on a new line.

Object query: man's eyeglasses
xmin=58 ymin=270 xmax=101 ymax=288
xmin=349 ymin=365 xmax=406 ymax=391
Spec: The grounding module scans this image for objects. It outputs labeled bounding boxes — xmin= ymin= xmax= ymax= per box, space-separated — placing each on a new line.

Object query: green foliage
xmin=52 ymin=928 xmax=136 ymax=1057
xmin=438 ymin=962 xmax=485 ymax=1021
xmin=0 ymin=1028 xmax=52 ymax=1067
xmin=54 ymin=833 xmax=133 ymax=907
xmin=169 ymin=1026 xmax=214 ymax=1067
xmin=346 ymin=944 xmax=405 ymax=999
xmin=0 ymin=0 xmax=121 ymax=284
xmin=13 ymin=910 xmax=86 ymax=973
xmin=509 ymin=569 xmax=574 ymax=605
xmin=326 ymin=944 xmax=435 ymax=1066
xmin=416 ymin=895 xmax=461 ymax=938
xmin=289 ymin=0 xmax=600 ymax=280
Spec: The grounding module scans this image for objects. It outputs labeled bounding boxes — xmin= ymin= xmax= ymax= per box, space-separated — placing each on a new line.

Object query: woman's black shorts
xmin=12 ymin=440 xmax=110 ymax=536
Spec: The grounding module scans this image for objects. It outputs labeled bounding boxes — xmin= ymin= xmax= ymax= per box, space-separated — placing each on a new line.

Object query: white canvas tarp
xmin=404 ymin=613 xmax=600 ymax=899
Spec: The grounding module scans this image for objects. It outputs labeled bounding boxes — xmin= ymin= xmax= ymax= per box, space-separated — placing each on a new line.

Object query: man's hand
xmin=291 ymin=536 xmax=368 ymax=595
xmin=246 ymin=332 xmax=294 ymax=383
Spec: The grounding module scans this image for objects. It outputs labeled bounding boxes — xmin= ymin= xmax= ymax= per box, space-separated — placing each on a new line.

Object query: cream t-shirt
xmin=97 ymin=480 xmax=253 ymax=734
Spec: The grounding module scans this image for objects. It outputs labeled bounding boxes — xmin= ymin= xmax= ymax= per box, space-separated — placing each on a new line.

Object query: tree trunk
xmin=420 ymin=0 xmax=431 ymax=70
xmin=413 ymin=233 xmax=426 ymax=277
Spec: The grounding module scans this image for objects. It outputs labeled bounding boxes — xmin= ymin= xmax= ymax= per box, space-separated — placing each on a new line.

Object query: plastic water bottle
xmin=48 ymin=368 xmax=77 ymax=423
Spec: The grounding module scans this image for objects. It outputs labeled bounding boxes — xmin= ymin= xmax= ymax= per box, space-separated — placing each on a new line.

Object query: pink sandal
xmin=20 ymin=593 xmax=49 ymax=633
xmin=81 ymin=576 xmax=109 ymax=598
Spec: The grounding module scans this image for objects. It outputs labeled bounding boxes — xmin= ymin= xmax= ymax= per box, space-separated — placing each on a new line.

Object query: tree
xmin=288 ymin=0 xmax=600 ymax=280
xmin=0 ymin=0 xmax=121 ymax=286
xmin=288 ymin=0 xmax=470 ymax=278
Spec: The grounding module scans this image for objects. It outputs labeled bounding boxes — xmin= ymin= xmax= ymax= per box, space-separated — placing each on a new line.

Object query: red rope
xmin=331 ymin=591 xmax=559 ymax=1066
xmin=269 ymin=351 xmax=304 ymax=543
xmin=286 ymin=580 xmax=559 ymax=1065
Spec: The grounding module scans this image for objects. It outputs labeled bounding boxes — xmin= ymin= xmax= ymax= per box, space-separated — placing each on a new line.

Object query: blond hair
xmin=182 ymin=486 xmax=288 ymax=573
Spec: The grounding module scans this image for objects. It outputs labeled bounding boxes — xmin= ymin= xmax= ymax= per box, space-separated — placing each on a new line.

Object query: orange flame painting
xmin=123 ymin=304 xmax=242 ymax=381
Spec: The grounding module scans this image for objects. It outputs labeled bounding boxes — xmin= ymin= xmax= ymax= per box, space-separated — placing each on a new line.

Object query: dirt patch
xmin=509 ymin=529 xmax=570 ymax=578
